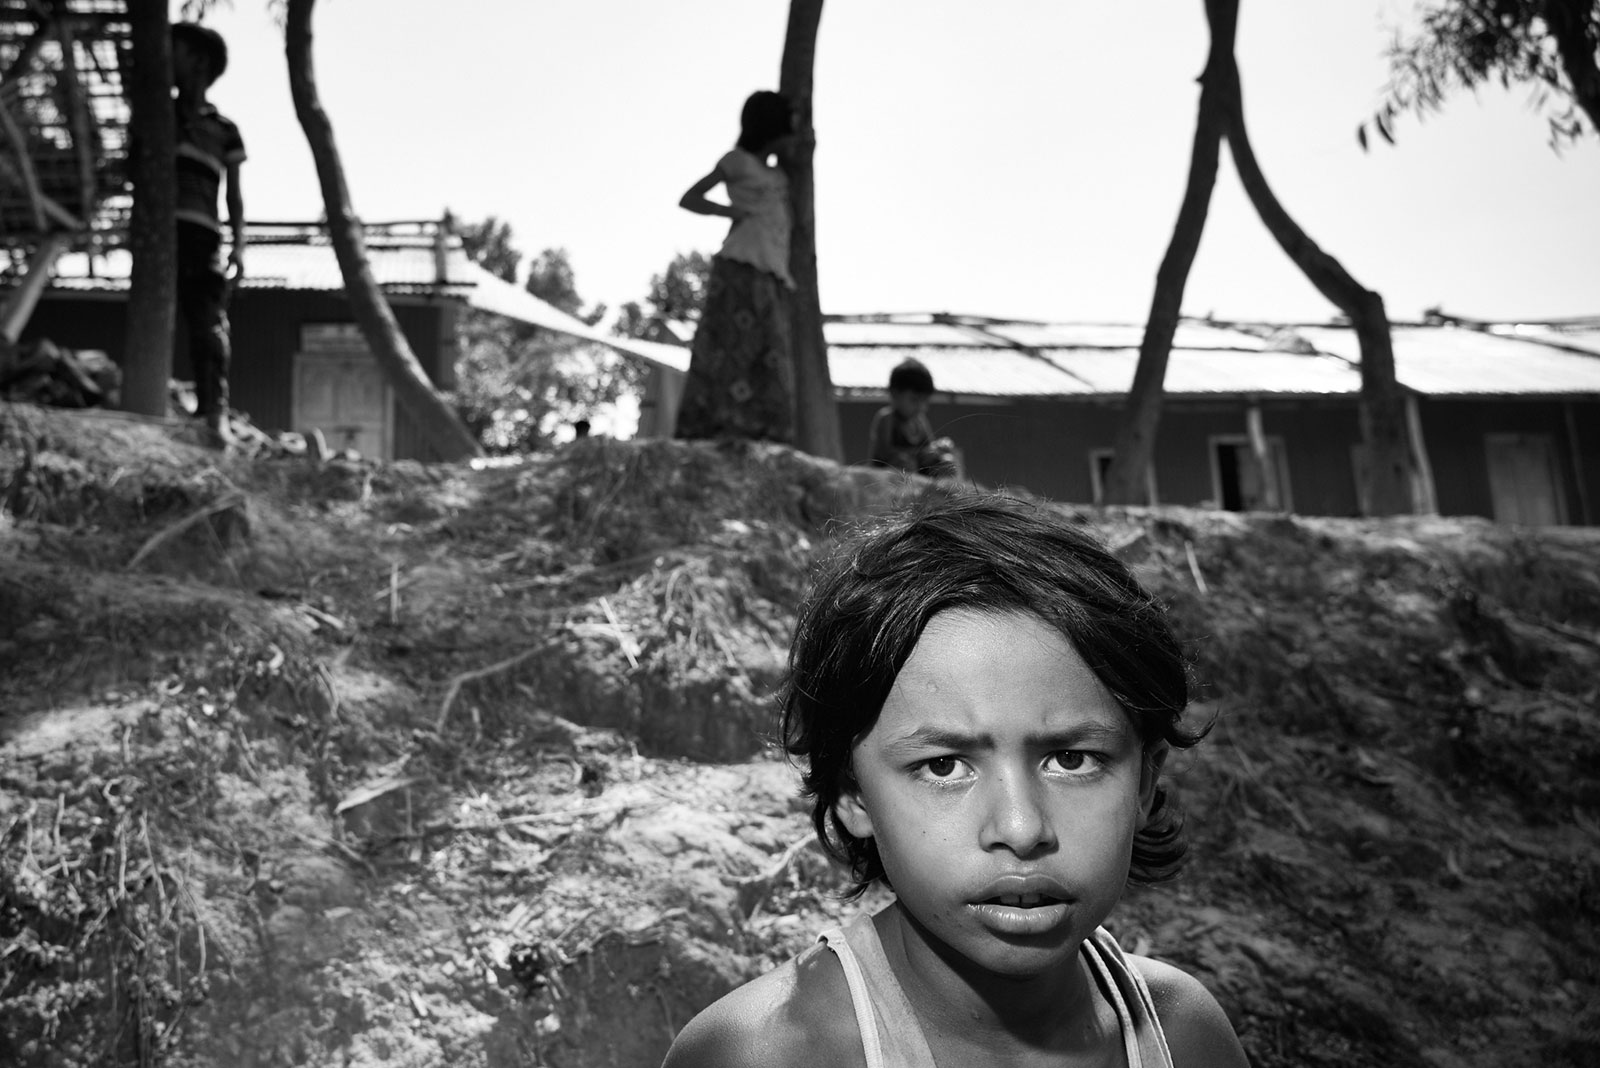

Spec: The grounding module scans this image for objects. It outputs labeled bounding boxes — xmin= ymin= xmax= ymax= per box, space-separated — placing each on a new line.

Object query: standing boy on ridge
xmin=171 ymin=21 xmax=245 ymax=447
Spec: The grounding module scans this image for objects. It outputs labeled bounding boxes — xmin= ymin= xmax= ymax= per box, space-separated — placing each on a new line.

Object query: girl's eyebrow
xmin=884 ymin=722 xmax=1131 ymax=753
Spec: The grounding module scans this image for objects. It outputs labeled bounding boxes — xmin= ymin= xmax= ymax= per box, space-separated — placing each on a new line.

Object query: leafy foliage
xmin=613 ymin=250 xmax=713 ymax=342
xmin=1364 ymin=1 xmax=1600 ymax=149
xmin=450 ymin=218 xmax=639 ymax=452
xmin=526 ymin=247 xmax=605 ymax=325
xmin=455 ymin=215 xmax=521 ymax=284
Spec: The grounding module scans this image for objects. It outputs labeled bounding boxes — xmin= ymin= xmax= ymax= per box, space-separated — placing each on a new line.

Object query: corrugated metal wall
xmin=841 ymin=395 xmax=1368 ymax=515
xmin=20 ymin=294 xmax=125 ymax=357
xmin=1419 ymin=398 xmax=1595 ymax=522
xmin=25 ymin=289 xmax=456 ymax=462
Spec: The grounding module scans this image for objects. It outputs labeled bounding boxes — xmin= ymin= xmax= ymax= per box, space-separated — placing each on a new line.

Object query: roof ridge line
xmin=952 ymin=320 xmax=1098 ymax=390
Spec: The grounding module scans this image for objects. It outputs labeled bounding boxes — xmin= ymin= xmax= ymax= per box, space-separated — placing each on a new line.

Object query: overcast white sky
xmin=185 ymin=0 xmax=1600 ymax=326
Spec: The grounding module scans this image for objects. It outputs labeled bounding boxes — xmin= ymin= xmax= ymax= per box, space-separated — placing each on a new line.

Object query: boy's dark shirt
xmin=174 ymin=101 xmax=245 ymax=236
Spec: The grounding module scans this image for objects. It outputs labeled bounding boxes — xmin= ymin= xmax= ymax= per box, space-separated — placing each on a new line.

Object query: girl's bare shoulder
xmin=1129 ymin=953 xmax=1252 ymax=1068
xmin=660 ymin=940 xmax=865 ymax=1068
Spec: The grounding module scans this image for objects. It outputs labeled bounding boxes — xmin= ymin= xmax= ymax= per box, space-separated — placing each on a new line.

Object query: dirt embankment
xmin=2 ymin=402 xmax=1597 ymax=1068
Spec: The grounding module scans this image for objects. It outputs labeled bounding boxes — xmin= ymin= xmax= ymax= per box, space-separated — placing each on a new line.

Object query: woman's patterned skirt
xmin=674 ymin=257 xmax=794 ymax=443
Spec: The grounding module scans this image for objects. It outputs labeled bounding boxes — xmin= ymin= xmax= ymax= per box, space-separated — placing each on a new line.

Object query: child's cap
xmin=171 ymin=22 xmax=229 ymax=79
xmin=888 ymin=358 xmax=934 ymax=395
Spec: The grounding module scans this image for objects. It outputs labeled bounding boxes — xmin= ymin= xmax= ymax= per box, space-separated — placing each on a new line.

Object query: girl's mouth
xmin=987 ymin=893 xmax=1060 ymax=908
xmin=969 ymin=897 xmax=1072 ymax=936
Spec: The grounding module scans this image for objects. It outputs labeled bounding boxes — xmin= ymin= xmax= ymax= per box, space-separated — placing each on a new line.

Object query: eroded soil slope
xmin=1 ymin=402 xmax=1597 ymax=1068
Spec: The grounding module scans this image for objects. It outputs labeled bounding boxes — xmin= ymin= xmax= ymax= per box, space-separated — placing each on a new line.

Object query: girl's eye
xmin=915 ymin=755 xmax=967 ymax=781
xmin=1047 ymin=751 xmax=1097 ymax=774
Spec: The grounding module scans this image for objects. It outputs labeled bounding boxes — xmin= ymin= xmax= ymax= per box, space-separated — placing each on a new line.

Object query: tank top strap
xmin=818 ymin=913 xmax=939 ymax=1068
xmin=1080 ymin=927 xmax=1177 ymax=1068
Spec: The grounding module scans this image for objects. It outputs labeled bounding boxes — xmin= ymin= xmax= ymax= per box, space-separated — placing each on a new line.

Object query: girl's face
xmin=890 ymin=390 xmax=930 ymax=419
xmin=836 ymin=608 xmax=1163 ymax=984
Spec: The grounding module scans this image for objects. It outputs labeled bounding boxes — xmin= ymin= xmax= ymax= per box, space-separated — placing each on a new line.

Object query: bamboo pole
xmin=56 ymin=14 xmax=100 ymax=222
xmin=1 ymin=233 xmax=71 ymax=344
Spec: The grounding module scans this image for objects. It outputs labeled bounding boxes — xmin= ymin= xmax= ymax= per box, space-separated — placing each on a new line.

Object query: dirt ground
xmin=2 ymin=400 xmax=1597 ymax=1068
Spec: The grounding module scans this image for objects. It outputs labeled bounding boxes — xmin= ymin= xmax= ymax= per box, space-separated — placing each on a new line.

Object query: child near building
xmin=662 ymin=495 xmax=1249 ymax=1068
xmin=171 ymin=22 xmax=245 ymax=447
xmin=674 ymin=90 xmax=798 ymax=443
xmin=868 ymin=357 xmax=962 ymax=479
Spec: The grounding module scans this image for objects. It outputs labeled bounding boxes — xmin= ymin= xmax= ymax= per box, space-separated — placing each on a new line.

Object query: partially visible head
xmin=737 ymin=90 xmax=796 ymax=153
xmin=780 ymin=493 xmax=1204 ymax=897
xmin=888 ymin=358 xmax=934 ymax=396
xmin=171 ymin=22 xmax=228 ymax=88
xmin=887 ymin=359 xmax=934 ymax=418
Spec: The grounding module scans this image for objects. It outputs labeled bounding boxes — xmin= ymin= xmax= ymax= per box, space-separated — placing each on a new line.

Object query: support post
xmin=1403 ymin=393 xmax=1439 ymax=515
xmin=1245 ymin=400 xmax=1281 ymax=511
xmin=57 ymin=15 xmax=100 ymax=221
xmin=1565 ymin=401 xmax=1592 ymax=526
xmin=1 ymin=233 xmax=71 ymax=344
xmin=0 ymin=95 xmax=49 ymax=233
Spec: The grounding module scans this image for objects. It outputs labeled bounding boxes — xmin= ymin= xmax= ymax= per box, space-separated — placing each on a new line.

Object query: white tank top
xmin=818 ymin=908 xmax=1176 ymax=1068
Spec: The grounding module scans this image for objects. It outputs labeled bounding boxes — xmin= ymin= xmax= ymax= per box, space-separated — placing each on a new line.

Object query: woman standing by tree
xmin=674 ymin=91 xmax=798 ymax=442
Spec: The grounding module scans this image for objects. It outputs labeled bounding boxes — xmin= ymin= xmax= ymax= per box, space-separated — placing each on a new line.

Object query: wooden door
xmin=292 ymin=323 xmax=391 ymax=458
xmin=1486 ymin=434 xmax=1565 ymax=526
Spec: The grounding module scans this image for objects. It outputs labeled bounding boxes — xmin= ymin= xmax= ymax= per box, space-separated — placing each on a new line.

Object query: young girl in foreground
xmin=663 ymin=495 xmax=1249 ymax=1067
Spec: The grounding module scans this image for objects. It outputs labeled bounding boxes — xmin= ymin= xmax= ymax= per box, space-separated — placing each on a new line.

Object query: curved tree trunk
xmin=779 ymin=0 xmax=844 ymax=462
xmin=121 ymin=1 xmax=177 ymax=417
xmin=284 ymin=0 xmax=479 ymax=461
xmin=1104 ymin=0 xmax=1234 ymax=505
xmin=1215 ymin=12 xmax=1413 ymax=515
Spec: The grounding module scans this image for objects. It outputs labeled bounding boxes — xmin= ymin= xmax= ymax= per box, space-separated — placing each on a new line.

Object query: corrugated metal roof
xmin=30 ymin=239 xmax=692 ymax=371
xmin=1035 ymin=347 xmax=1361 ymax=396
xmin=824 ymin=319 xmax=1011 ymax=347
xmin=241 ymin=242 xmax=477 ymax=292
xmin=822 ymin=318 xmax=1273 ymax=352
xmin=818 ymin=318 xmax=1600 ymax=400
xmin=27 ymin=250 xmax=1600 ymax=399
xmin=817 ymin=317 xmax=1357 ymax=398
xmin=1491 ymin=325 xmax=1600 ymax=358
xmin=986 ymin=320 xmax=1271 ymax=352
xmin=36 ymin=241 xmax=479 ymax=293
xmin=1298 ymin=325 xmax=1600 ymax=396
xmin=829 ymin=346 xmax=1096 ymax=396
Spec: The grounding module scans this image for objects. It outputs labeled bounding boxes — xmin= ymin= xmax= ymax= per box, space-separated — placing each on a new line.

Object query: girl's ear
xmin=1137 ymin=742 xmax=1169 ymax=827
xmin=834 ymin=782 xmax=875 ymax=841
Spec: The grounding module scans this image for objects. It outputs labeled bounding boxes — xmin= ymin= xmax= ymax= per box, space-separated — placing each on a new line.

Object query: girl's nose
xmin=979 ymin=773 xmax=1057 ymax=857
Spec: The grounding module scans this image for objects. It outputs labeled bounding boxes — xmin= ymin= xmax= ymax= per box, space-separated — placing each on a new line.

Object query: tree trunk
xmin=1543 ymin=0 xmax=1600 ymax=135
xmin=779 ymin=0 xmax=844 ymax=462
xmin=284 ymin=0 xmax=480 ymax=461
xmin=1103 ymin=0 xmax=1234 ymax=505
xmin=120 ymin=0 xmax=177 ymax=418
xmin=1214 ymin=7 xmax=1413 ymax=515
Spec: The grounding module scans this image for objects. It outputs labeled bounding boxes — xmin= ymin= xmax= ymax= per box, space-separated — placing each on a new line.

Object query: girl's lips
xmin=967 ymin=900 xmax=1073 ymax=936
xmin=988 ymin=891 xmax=1057 ymax=907
xmin=971 ymin=873 xmax=1074 ymax=904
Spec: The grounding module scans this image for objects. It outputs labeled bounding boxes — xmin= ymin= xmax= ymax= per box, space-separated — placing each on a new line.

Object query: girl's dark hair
xmin=780 ymin=493 xmax=1205 ymax=897
xmin=737 ymin=90 xmax=794 ymax=153
xmin=888 ymin=358 xmax=935 ymax=395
